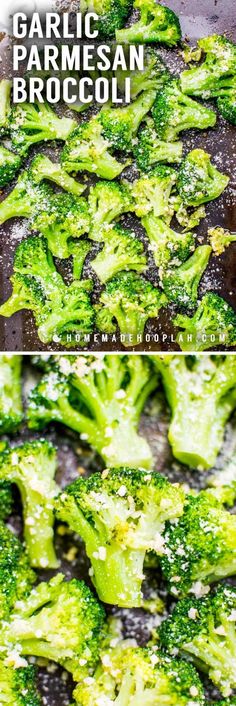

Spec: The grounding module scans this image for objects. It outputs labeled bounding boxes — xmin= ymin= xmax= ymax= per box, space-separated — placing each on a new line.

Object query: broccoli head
xmin=217 ymin=92 xmax=236 ymax=124
xmin=134 ymin=117 xmax=183 ymax=171
xmin=30 ymin=192 xmax=90 ymax=259
xmin=10 ymin=101 xmax=76 ymax=155
xmin=61 ymin=117 xmax=130 ymax=179
xmin=0 ymin=146 xmax=21 ymax=187
xmin=88 ymin=179 xmax=134 ymax=241
xmin=180 ymin=34 xmax=236 ymax=98
xmin=141 ymin=215 xmax=194 ymax=270
xmin=0 ymin=662 xmax=41 ymax=706
xmin=177 ymin=149 xmax=229 ymax=206
xmin=162 ymin=245 xmax=212 ymax=308
xmin=174 ymin=292 xmax=236 ymax=351
xmin=159 ymin=584 xmax=236 ymax=696
xmin=0 ymin=522 xmax=35 ymax=620
xmin=116 ymin=48 xmax=169 ymax=99
xmin=208 ymin=226 xmax=236 ymax=255
xmin=2 ymin=573 xmax=105 ymax=681
xmin=0 ymin=79 xmax=12 ymax=133
xmin=98 ymin=90 xmax=156 ymax=152
xmin=152 ymin=78 xmax=216 ymax=141
xmin=116 ymin=0 xmax=181 ymax=46
xmin=132 ymin=165 xmax=177 ymax=221
xmin=27 ymin=354 xmax=157 ymax=469
xmin=29 ymin=153 xmax=86 ymax=196
xmin=0 ymin=354 xmax=23 ymax=433
xmin=96 ymin=272 xmax=167 ymax=347
xmin=81 ymin=0 xmax=132 ymax=38
xmin=56 ymin=467 xmax=185 ymax=606
xmin=153 ymin=354 xmax=236 ymax=470
xmin=91 ymin=224 xmax=147 ymax=283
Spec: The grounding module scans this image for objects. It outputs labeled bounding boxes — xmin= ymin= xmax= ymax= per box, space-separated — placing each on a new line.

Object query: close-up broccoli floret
xmin=91 ymin=224 xmax=147 ymax=283
xmin=27 ymin=354 xmax=157 ymax=469
xmin=174 ymin=292 xmax=236 ymax=351
xmin=217 ymin=92 xmax=236 ymax=124
xmin=2 ymin=573 xmax=105 ymax=681
xmin=153 ymin=354 xmax=236 ymax=469
xmin=74 ymin=644 xmax=204 ymax=705
xmin=132 ymin=165 xmax=177 ymax=221
xmin=159 ymin=584 xmax=236 ymax=696
xmin=0 ymin=440 xmax=59 ymax=569
xmin=96 ymin=272 xmax=167 ymax=347
xmin=56 ymin=467 xmax=185 ymax=606
xmin=61 ymin=117 xmax=130 ymax=179
xmin=180 ymin=34 xmax=236 ymax=97
xmin=0 ymin=662 xmax=42 ymax=705
xmin=0 ymin=354 xmax=23 ymax=433
xmin=10 ymin=102 xmax=76 ymax=156
xmin=98 ymin=90 xmax=156 ymax=152
xmin=141 ymin=215 xmax=194 ymax=269
xmin=208 ymin=226 xmax=236 ymax=255
xmin=116 ymin=48 xmax=169 ymax=99
xmin=134 ymin=117 xmax=183 ymax=171
xmin=152 ymin=78 xmax=216 ymax=141
xmin=0 ymin=170 xmax=52 ymax=225
xmin=161 ymin=244 xmax=212 ymax=307
xmin=0 ymin=522 xmax=35 ymax=620
xmin=30 ymin=192 xmax=90 ymax=259
xmin=81 ymin=0 xmax=133 ymax=38
xmin=0 ymin=480 xmax=13 ymax=521
xmin=29 ymin=153 xmax=86 ymax=196
xmin=88 ymin=179 xmax=134 ymax=241
xmin=177 ymin=149 xmax=229 ymax=206
xmin=116 ymin=0 xmax=181 ymax=46
xmin=0 ymin=78 xmax=12 ymax=133
xmin=0 ymin=145 xmax=21 ymax=187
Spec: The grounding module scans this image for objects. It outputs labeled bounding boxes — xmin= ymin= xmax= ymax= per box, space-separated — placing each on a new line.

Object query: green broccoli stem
xmin=181 ymin=67 xmax=213 ymax=95
xmin=91 ymin=245 xmax=145 ymax=283
xmin=0 ymin=289 xmax=33 ymax=316
xmin=31 ymin=156 xmax=85 ymax=196
xmin=183 ymin=629 xmax=236 ymax=696
xmin=27 ymin=104 xmax=76 ymax=140
xmin=0 ymin=191 xmax=31 ymax=224
xmin=41 ymin=227 xmax=71 ymax=260
xmin=112 ymin=308 xmax=150 ymax=347
xmin=176 ymin=93 xmax=216 ymax=131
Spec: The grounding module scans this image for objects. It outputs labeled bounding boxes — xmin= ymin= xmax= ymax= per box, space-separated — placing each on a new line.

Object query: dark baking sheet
xmin=4 ymin=354 xmax=236 ymax=704
xmin=0 ymin=0 xmax=236 ymax=353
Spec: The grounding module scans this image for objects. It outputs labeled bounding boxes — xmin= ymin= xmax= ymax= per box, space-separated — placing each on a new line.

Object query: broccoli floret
xmin=10 ymin=102 xmax=76 ymax=156
xmin=71 ymin=240 xmax=92 ymax=279
xmin=0 ymin=522 xmax=35 ymax=620
xmin=27 ymin=355 xmax=157 ymax=469
xmin=99 ymin=90 xmax=156 ymax=152
xmin=81 ymin=0 xmax=132 ymax=38
xmin=177 ymin=149 xmax=229 ymax=206
xmin=96 ymin=272 xmax=167 ymax=347
xmin=2 ymin=573 xmax=105 ymax=681
xmin=134 ymin=117 xmax=183 ymax=170
xmin=56 ymin=467 xmax=184 ymax=606
xmin=162 ymin=245 xmax=212 ymax=307
xmin=29 ymin=153 xmax=86 ymax=196
xmin=91 ymin=224 xmax=147 ymax=283
xmin=0 ymin=146 xmax=21 ymax=187
xmin=0 ymin=440 xmax=59 ymax=569
xmin=0 ymin=170 xmax=52 ymax=225
xmin=174 ymin=292 xmax=236 ymax=351
xmin=0 ymin=354 xmax=23 ymax=433
xmin=61 ymin=117 xmax=130 ymax=179
xmin=0 ymin=662 xmax=41 ymax=705
xmin=116 ymin=0 xmax=181 ymax=46
xmin=30 ymin=192 xmax=90 ymax=259
xmin=180 ymin=35 xmax=236 ymax=98
xmin=159 ymin=584 xmax=236 ymax=696
xmin=132 ymin=165 xmax=177 ymax=221
xmin=74 ymin=645 xmax=204 ymax=705
xmin=0 ymin=79 xmax=12 ymax=133
xmin=217 ymin=92 xmax=236 ymax=124
xmin=152 ymin=78 xmax=216 ymax=141
xmin=208 ymin=226 xmax=236 ymax=255
xmin=88 ymin=180 xmax=134 ymax=241
xmin=153 ymin=354 xmax=236 ymax=470
xmin=116 ymin=48 xmax=169 ymax=99
xmin=173 ymin=198 xmax=206 ymax=231
xmin=141 ymin=215 xmax=194 ymax=269
xmin=0 ymin=273 xmax=45 ymax=325
xmin=0 ymin=481 xmax=13 ymax=521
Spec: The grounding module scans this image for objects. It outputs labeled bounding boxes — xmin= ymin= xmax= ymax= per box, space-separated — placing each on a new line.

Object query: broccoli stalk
xmin=0 ymin=440 xmax=59 ymax=568
xmin=29 ymin=153 xmax=86 ymax=196
xmin=0 ymin=170 xmax=52 ymax=225
xmin=0 ymin=522 xmax=35 ymax=620
xmin=177 ymin=149 xmax=229 ymax=206
xmin=0 ymin=79 xmax=12 ymax=132
xmin=208 ymin=226 xmax=236 ymax=255
xmin=153 ymin=355 xmax=236 ymax=470
xmin=134 ymin=118 xmax=183 ymax=170
xmin=81 ymin=0 xmax=132 ymax=38
xmin=56 ymin=468 xmax=185 ymax=606
xmin=116 ymin=0 xmax=181 ymax=46
xmin=0 ymin=355 xmax=23 ymax=433
xmin=30 ymin=193 xmax=90 ymax=259
xmin=99 ymin=90 xmax=156 ymax=152
xmin=180 ymin=35 xmax=236 ymax=97
xmin=0 ymin=146 xmax=21 ymax=187
xmin=174 ymin=292 xmax=236 ymax=351
xmin=91 ymin=224 xmax=147 ymax=283
xmin=88 ymin=180 xmax=134 ymax=241
xmin=116 ymin=49 xmax=169 ymax=99
xmin=152 ymin=78 xmax=216 ymax=141
xmin=10 ymin=101 xmax=76 ymax=155
xmin=0 ymin=663 xmax=41 ymax=706
xmin=141 ymin=215 xmax=195 ymax=269
xmin=61 ymin=117 xmax=131 ymax=179
xmin=161 ymin=245 xmax=212 ymax=307
xmin=27 ymin=355 xmax=157 ymax=469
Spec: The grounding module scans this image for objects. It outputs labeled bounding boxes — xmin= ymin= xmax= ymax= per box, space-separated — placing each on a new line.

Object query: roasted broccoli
xmin=153 ymin=354 xmax=236 ymax=470
xmin=141 ymin=215 xmax=194 ymax=269
xmin=0 ymin=355 xmax=23 ymax=433
xmin=74 ymin=644 xmax=204 ymax=705
xmin=0 ymin=522 xmax=35 ymax=620
xmin=132 ymin=165 xmax=177 ymax=221
xmin=0 ymin=479 xmax=13 ymax=522
xmin=56 ymin=467 xmax=185 ymax=606
xmin=0 ymin=170 xmax=52 ymax=225
xmin=116 ymin=48 xmax=169 ymax=99
xmin=96 ymin=272 xmax=167 ymax=346
xmin=91 ymin=224 xmax=147 ymax=283
xmin=10 ymin=102 xmax=76 ymax=156
xmin=0 ymin=662 xmax=41 ymax=705
xmin=174 ymin=292 xmax=236 ymax=351
xmin=116 ymin=0 xmax=181 ymax=46
xmin=61 ymin=117 xmax=130 ymax=179
xmin=134 ymin=117 xmax=183 ymax=170
xmin=152 ymin=78 xmax=216 ymax=141
xmin=2 ymin=573 xmax=105 ymax=681
xmin=159 ymin=584 xmax=236 ymax=696
xmin=30 ymin=192 xmax=90 ymax=259
xmin=217 ymin=92 xmax=236 ymax=124
xmin=177 ymin=149 xmax=229 ymax=206
xmin=27 ymin=354 xmax=156 ymax=469
xmin=162 ymin=245 xmax=212 ymax=307
xmin=208 ymin=226 xmax=236 ymax=255
xmin=0 ymin=440 xmax=59 ymax=568
xmin=81 ymin=0 xmax=132 ymax=38
xmin=88 ymin=179 xmax=134 ymax=241
xmin=180 ymin=34 xmax=236 ymax=98
xmin=98 ymin=90 xmax=156 ymax=152
xmin=0 ymin=79 xmax=12 ymax=133
xmin=0 ymin=146 xmax=21 ymax=187
xmin=29 ymin=153 xmax=86 ymax=196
